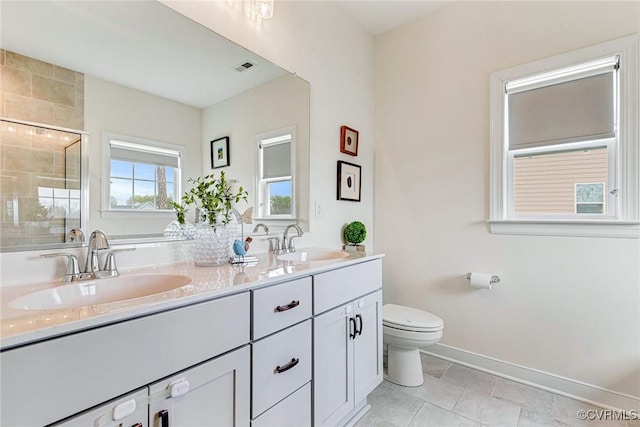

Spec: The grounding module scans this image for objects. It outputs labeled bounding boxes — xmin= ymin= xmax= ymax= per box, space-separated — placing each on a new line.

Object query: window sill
xmin=100 ymin=210 xmax=175 ymax=220
xmin=488 ymin=220 xmax=640 ymax=238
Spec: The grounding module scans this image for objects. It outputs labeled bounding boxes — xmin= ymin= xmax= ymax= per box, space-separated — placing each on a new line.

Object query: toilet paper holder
xmin=465 ymin=273 xmax=501 ymax=284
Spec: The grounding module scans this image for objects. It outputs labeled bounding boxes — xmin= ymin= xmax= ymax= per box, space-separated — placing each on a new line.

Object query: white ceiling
xmin=1 ymin=1 xmax=287 ymax=109
xmin=0 ymin=1 xmax=450 ymax=109
xmin=335 ymin=0 xmax=452 ymax=35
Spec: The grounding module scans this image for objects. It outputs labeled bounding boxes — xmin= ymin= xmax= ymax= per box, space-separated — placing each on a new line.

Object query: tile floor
xmin=354 ymin=353 xmax=635 ymax=427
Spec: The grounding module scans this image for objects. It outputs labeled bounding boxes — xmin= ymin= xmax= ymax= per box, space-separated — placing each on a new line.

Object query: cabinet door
xmin=313 ymin=303 xmax=354 ymax=427
xmin=52 ymin=389 xmax=148 ymax=427
xmin=148 ymin=346 xmax=250 ymax=427
xmin=353 ymin=290 xmax=383 ymax=403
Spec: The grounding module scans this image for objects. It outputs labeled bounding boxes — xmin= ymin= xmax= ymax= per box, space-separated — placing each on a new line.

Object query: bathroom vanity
xmin=0 ymin=250 xmax=383 ymax=426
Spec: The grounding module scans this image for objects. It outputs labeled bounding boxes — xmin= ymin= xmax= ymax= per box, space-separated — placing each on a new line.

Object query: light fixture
xmin=255 ymin=0 xmax=274 ymax=19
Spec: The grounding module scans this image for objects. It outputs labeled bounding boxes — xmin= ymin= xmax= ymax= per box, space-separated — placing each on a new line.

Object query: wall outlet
xmin=315 ymin=200 xmax=323 ymax=218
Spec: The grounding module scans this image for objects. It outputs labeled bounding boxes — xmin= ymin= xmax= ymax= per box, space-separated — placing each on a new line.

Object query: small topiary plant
xmin=343 ymin=221 xmax=367 ymax=245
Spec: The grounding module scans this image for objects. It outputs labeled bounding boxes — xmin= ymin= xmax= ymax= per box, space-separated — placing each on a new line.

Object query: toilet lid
xmin=383 ymin=304 xmax=443 ymax=331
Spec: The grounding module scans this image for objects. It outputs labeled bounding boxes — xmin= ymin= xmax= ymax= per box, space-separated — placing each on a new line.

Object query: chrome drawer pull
xmin=275 ymin=300 xmax=300 ymax=312
xmin=275 ymin=358 xmax=299 ymax=374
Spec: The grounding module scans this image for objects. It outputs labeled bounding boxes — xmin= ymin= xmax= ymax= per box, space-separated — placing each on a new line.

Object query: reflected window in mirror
xmin=102 ymin=133 xmax=182 ymax=213
xmin=256 ymin=127 xmax=296 ymax=219
xmin=1 ymin=119 xmax=84 ymax=249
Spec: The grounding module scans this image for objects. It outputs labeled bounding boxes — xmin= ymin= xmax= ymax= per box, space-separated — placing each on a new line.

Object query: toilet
xmin=383 ymin=304 xmax=444 ymax=387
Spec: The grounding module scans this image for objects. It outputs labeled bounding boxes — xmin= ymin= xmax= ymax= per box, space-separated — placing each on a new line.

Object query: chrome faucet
xmin=85 ymin=230 xmax=110 ymax=276
xmin=282 ymin=224 xmax=303 ymax=253
xmin=66 ymin=228 xmax=85 ymax=243
xmin=253 ymin=223 xmax=269 ymax=234
xmin=43 ymin=230 xmax=135 ymax=282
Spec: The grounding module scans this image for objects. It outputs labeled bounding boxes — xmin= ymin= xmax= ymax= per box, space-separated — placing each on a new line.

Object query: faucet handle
xmin=41 ymin=253 xmax=81 ymax=282
xmin=102 ymin=248 xmax=136 ymax=278
xmin=287 ymin=235 xmax=302 ymax=253
xmin=267 ymin=237 xmax=281 ymax=253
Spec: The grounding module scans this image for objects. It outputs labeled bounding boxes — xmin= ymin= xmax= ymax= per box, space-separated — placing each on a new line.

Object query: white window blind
xmin=260 ymin=136 xmax=291 ymax=179
xmin=110 ymin=140 xmax=180 ymax=168
xmin=507 ymin=57 xmax=618 ymax=150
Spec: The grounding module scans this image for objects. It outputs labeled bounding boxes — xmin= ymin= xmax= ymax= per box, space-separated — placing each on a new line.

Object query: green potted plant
xmin=342 ymin=220 xmax=367 ymax=252
xmin=181 ymin=170 xmax=248 ymax=226
xmin=178 ymin=171 xmax=248 ymax=266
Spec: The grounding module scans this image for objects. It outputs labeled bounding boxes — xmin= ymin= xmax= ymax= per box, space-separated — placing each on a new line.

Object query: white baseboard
xmin=422 ymin=343 xmax=640 ymax=412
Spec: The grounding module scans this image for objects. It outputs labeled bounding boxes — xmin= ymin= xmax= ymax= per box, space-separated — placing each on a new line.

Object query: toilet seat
xmin=383 ymin=303 xmax=443 ymax=332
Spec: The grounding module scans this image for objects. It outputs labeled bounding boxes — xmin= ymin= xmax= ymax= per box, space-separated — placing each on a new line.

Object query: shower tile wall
xmin=1 ymin=49 xmax=84 ymax=130
xmin=0 ymin=121 xmax=81 ymax=247
xmin=0 ymin=50 xmax=84 ymax=248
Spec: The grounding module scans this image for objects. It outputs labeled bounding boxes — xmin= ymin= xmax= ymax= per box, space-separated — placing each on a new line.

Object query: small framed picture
xmin=337 ymin=161 xmax=361 ymax=202
xmin=340 ymin=125 xmax=359 ymax=156
xmin=211 ymin=136 xmax=230 ymax=169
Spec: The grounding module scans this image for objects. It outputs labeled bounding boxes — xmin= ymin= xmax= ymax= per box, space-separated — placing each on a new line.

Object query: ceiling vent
xmin=234 ymin=61 xmax=255 ymax=72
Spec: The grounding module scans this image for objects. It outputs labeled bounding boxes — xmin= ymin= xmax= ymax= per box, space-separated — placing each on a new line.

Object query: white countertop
xmin=0 ymin=249 xmax=383 ymax=350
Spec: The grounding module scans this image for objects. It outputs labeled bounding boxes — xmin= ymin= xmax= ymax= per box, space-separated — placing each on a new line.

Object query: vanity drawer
xmin=252 ymin=277 xmax=312 ymax=339
xmin=252 ymin=382 xmax=311 ymax=427
xmin=313 ymin=259 xmax=382 ymax=314
xmin=252 ymin=319 xmax=311 ymax=418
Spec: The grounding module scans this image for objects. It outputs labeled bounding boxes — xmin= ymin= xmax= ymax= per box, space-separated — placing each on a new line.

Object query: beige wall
xmin=84 ymin=75 xmax=202 ymax=237
xmin=202 ymin=74 xmax=310 ymax=229
xmin=375 ymin=0 xmax=639 ymax=403
xmin=163 ymin=0 xmax=376 ymax=249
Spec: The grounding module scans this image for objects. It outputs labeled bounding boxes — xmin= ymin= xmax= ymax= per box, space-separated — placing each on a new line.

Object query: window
xmin=575 ymin=183 xmax=605 ymax=214
xmin=489 ymin=36 xmax=639 ymax=238
xmin=256 ymin=127 xmax=295 ymax=219
xmin=102 ymin=133 xmax=182 ymax=214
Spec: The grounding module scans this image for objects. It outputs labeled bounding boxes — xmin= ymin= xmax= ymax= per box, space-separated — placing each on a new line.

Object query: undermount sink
xmin=9 ymin=274 xmax=192 ymax=311
xmin=277 ymin=249 xmax=349 ymax=263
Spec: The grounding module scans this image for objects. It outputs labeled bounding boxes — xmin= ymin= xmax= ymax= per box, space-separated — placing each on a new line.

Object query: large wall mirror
xmin=0 ymin=0 xmax=310 ymax=252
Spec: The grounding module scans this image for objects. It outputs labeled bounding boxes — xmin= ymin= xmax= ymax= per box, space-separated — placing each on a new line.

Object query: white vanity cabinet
xmin=1 ymin=255 xmax=384 ymax=427
xmin=313 ymin=260 xmax=383 ymax=427
xmin=0 ymin=292 xmax=250 ymax=426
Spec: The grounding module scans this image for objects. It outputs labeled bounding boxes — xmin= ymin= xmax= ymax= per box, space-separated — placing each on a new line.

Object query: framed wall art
xmin=211 ymin=136 xmax=230 ymax=169
xmin=340 ymin=125 xmax=359 ymax=156
xmin=337 ymin=160 xmax=361 ymax=202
